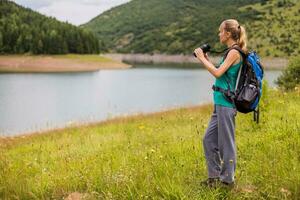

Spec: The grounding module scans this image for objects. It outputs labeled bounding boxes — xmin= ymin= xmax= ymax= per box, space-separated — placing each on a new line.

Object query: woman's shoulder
xmin=227 ymin=48 xmax=241 ymax=57
xmin=226 ymin=49 xmax=242 ymax=64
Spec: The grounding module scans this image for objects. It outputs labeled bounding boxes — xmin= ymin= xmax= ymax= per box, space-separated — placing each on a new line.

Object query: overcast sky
xmin=12 ymin=0 xmax=131 ymax=25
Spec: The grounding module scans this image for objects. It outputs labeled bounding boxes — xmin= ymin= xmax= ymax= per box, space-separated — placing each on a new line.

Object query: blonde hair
xmin=223 ymin=19 xmax=248 ymax=53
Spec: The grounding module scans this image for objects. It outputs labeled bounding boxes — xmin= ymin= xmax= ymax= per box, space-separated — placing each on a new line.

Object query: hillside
xmin=0 ymin=0 xmax=99 ymax=54
xmin=240 ymin=0 xmax=300 ymax=57
xmin=83 ymin=0 xmax=299 ymax=57
xmin=83 ymin=0 xmax=260 ymax=55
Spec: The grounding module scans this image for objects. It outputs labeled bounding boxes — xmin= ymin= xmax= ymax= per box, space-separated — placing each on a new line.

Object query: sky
xmin=12 ymin=0 xmax=131 ymax=26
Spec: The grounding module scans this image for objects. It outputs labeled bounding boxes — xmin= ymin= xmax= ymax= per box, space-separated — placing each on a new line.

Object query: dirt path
xmin=0 ymin=55 xmax=131 ymax=73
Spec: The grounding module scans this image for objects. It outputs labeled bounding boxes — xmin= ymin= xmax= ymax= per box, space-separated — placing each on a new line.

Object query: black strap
xmin=212 ymin=85 xmax=235 ymax=100
xmin=223 ymin=45 xmax=247 ymax=60
xmin=208 ymin=44 xmax=246 ymax=56
xmin=209 ymin=49 xmax=227 ymax=54
xmin=212 ymin=85 xmax=234 ymax=96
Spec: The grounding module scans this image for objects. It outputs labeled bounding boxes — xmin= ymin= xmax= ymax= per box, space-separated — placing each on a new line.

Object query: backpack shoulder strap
xmin=223 ymin=45 xmax=247 ymax=61
xmin=222 ymin=46 xmax=246 ymax=93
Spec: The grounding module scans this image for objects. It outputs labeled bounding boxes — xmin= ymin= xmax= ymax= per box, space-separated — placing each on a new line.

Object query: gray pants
xmin=203 ymin=105 xmax=237 ymax=183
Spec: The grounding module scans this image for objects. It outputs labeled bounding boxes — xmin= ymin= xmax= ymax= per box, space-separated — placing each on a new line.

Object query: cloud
xmin=13 ymin=0 xmax=52 ymax=9
xmin=12 ymin=0 xmax=131 ymax=25
xmin=37 ymin=1 xmax=100 ymax=25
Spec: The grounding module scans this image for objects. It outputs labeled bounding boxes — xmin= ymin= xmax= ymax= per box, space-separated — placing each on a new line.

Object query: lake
xmin=0 ymin=65 xmax=281 ymax=136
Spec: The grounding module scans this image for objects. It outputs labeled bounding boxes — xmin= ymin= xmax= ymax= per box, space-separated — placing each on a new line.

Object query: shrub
xmin=276 ymin=56 xmax=300 ymax=90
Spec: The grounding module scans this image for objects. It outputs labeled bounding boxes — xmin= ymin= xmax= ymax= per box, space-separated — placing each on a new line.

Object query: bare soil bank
xmin=103 ymin=53 xmax=288 ymax=70
xmin=0 ymin=55 xmax=131 ymax=73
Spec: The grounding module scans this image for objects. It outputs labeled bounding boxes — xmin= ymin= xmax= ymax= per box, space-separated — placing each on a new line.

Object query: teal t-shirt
xmin=213 ymin=58 xmax=242 ymax=108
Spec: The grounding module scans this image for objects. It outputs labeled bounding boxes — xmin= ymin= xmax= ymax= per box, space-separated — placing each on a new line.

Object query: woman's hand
xmin=194 ymin=48 xmax=208 ymax=61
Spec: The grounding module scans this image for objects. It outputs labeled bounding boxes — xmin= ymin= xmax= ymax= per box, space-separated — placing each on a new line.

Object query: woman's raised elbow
xmin=214 ymin=71 xmax=223 ymax=78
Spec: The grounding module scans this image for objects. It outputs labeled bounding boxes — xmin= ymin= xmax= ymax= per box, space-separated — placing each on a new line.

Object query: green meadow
xmin=0 ymin=86 xmax=299 ymax=200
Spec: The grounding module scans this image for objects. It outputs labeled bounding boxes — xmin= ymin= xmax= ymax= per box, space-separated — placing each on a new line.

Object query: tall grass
xmin=0 ymin=87 xmax=299 ymax=199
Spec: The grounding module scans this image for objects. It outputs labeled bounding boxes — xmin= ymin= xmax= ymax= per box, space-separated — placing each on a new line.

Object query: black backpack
xmin=212 ymin=46 xmax=264 ymax=123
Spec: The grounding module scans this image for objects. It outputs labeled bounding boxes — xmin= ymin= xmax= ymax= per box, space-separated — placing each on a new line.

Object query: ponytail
xmin=238 ymin=25 xmax=248 ymax=53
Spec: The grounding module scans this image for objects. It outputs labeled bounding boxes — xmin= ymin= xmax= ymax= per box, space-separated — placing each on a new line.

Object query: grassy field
xmin=0 ymin=86 xmax=299 ymax=199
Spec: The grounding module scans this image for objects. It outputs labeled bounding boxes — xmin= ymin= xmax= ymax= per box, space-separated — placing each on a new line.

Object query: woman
xmin=194 ymin=19 xmax=247 ymax=187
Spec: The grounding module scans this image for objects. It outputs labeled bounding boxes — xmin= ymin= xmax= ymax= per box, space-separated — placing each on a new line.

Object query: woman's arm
xmin=194 ymin=48 xmax=240 ymax=78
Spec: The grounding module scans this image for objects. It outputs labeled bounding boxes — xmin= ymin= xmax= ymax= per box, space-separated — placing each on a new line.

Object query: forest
xmin=0 ymin=0 xmax=99 ymax=54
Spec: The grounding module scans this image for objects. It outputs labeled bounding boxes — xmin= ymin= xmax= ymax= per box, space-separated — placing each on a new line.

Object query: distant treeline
xmin=0 ymin=1 xmax=99 ymax=54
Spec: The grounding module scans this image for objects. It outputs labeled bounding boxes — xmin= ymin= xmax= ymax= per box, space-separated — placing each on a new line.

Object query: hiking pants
xmin=203 ymin=105 xmax=237 ymax=183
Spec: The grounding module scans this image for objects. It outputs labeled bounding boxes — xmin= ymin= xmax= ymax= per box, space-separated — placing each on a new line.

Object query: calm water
xmin=0 ymin=65 xmax=281 ymax=136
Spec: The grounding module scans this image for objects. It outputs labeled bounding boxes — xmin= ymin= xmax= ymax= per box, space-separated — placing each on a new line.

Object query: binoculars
xmin=193 ymin=44 xmax=211 ymax=57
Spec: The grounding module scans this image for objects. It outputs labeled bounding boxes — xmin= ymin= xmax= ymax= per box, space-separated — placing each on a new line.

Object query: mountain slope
xmin=83 ymin=0 xmax=260 ymax=54
xmin=0 ymin=0 xmax=99 ymax=54
xmin=240 ymin=0 xmax=300 ymax=57
xmin=83 ymin=0 xmax=299 ymax=57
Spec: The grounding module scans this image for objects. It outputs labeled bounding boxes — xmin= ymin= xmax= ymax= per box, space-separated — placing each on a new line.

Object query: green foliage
xmin=241 ymin=0 xmax=300 ymax=57
xmin=82 ymin=0 xmax=261 ymax=54
xmin=0 ymin=89 xmax=299 ymax=199
xmin=83 ymin=0 xmax=300 ymax=57
xmin=276 ymin=56 xmax=300 ymax=90
xmin=0 ymin=1 xmax=99 ymax=54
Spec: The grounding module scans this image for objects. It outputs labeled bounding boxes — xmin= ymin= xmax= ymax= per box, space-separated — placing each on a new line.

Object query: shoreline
xmin=0 ymin=103 xmax=211 ymax=140
xmin=0 ymin=54 xmax=131 ymax=73
xmin=102 ymin=53 xmax=288 ymax=70
xmin=0 ymin=54 xmax=288 ymax=72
